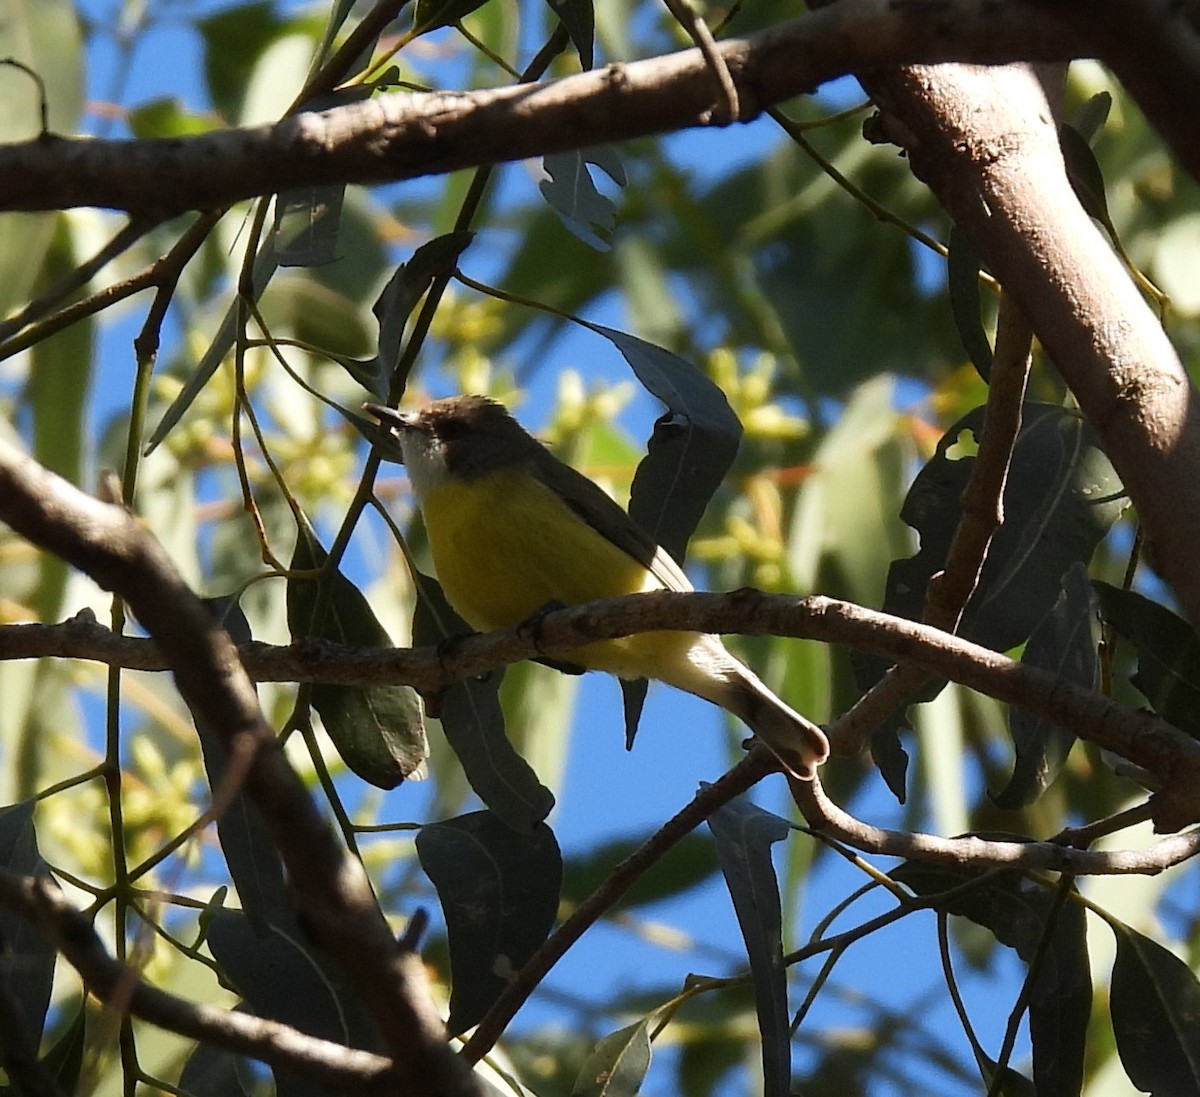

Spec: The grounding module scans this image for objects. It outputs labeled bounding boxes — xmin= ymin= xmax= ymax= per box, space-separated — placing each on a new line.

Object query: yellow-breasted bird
xmin=367 ymin=395 xmax=828 ymax=779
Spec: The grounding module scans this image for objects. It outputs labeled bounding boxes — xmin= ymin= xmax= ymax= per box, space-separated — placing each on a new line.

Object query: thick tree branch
xmin=0 ymin=871 xmax=396 ymax=1091
xmin=855 ymin=60 xmax=1200 ymax=635
xmin=0 ymin=1 xmax=1075 ymax=214
xmin=0 ymin=443 xmax=477 ymax=1095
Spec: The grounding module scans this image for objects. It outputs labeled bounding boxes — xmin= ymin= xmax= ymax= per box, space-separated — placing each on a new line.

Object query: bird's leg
xmin=518 ymin=600 xmax=588 ymax=675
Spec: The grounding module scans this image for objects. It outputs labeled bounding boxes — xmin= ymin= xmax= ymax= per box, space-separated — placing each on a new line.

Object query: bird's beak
xmin=363 ymin=403 xmax=417 ymax=432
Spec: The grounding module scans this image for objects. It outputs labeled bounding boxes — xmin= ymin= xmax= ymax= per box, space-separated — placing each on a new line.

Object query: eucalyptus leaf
xmin=708 ymin=796 xmax=792 ymax=1097
xmin=572 ymin=1019 xmax=653 ymax=1097
xmin=993 ymin=561 xmax=1098 ymax=809
xmin=288 ymin=524 xmax=428 ymax=788
xmin=947 ymin=224 xmax=992 ymax=380
xmin=1109 ymin=921 xmax=1200 ymax=1097
xmin=540 ymin=147 xmax=625 ymax=250
xmin=546 ymin=0 xmax=594 ymax=69
xmin=0 ymin=801 xmax=55 ymax=1048
xmin=412 ymin=572 xmax=555 ymax=829
xmin=417 ymin=810 xmax=562 ymax=1035
xmin=1094 ymin=582 xmax=1200 ymax=738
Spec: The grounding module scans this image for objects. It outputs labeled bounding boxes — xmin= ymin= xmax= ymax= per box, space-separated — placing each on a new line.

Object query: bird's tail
xmin=665 ymin=634 xmax=830 ymax=780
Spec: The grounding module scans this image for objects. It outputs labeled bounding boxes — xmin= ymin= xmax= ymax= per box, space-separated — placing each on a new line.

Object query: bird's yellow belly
xmin=421 ymin=468 xmax=692 ymax=677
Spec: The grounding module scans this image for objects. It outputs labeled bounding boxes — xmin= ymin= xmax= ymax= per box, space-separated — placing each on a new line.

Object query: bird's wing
xmin=530 ymin=449 xmax=695 ymax=594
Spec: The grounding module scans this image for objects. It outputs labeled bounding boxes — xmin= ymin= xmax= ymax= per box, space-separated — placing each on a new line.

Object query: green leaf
xmin=572 ymin=1019 xmax=653 ymax=1097
xmin=288 ymin=524 xmax=428 ymax=788
xmin=1094 ymin=582 xmax=1200 ymax=738
xmin=0 ymin=0 xmax=83 ymax=137
xmin=178 ymin=1037 xmax=252 ymax=1097
xmin=207 ymin=909 xmax=379 ymax=1094
xmin=412 ymin=0 xmax=493 ymax=35
xmin=993 ymin=561 xmax=1098 ymax=809
xmin=127 ymin=96 xmax=219 ymax=138
xmin=1109 ymin=921 xmax=1200 ymax=1096
xmin=869 ymin=713 xmax=910 ymax=803
xmin=857 ymin=403 xmax=1125 ymax=692
xmin=412 ymin=571 xmax=555 ymax=829
xmin=0 ymin=801 xmax=55 ymax=1047
xmin=560 ymin=832 xmax=719 ymax=909
xmin=199 ymin=1 xmax=284 ymax=123
xmin=545 ymin=0 xmax=594 ymax=69
xmin=588 ymin=326 xmax=741 ymax=564
xmin=1060 ymin=122 xmax=1113 ymax=230
xmin=892 ymin=865 xmax=1090 ymax=1097
xmin=540 ymin=147 xmax=625 ymax=250
xmin=1073 ymin=91 xmax=1112 ymax=144
xmin=416 ymin=810 xmax=562 ymax=1036
xmin=707 ymin=796 xmax=792 ymax=1097
xmin=352 ymin=232 xmax=475 ymax=399
xmin=947 ymin=224 xmax=992 ymax=380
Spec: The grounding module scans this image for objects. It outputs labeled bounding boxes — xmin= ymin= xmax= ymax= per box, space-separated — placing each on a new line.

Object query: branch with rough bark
xmin=0 ymin=1 xmax=1075 ymax=214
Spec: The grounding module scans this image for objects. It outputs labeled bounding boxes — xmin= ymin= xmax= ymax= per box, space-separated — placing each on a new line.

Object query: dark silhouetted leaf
xmin=1094 ymin=582 xmax=1200 ymax=738
xmin=0 ymin=801 xmax=54 ymax=1047
xmin=413 ymin=0 xmax=492 ymax=35
xmin=412 ymin=572 xmax=555 ymax=829
xmin=288 ymin=524 xmax=428 ymax=788
xmin=560 ymin=831 xmax=718 ymax=908
xmin=870 ymin=714 xmax=909 ymax=803
xmin=351 ymin=232 xmax=475 ymax=399
xmin=547 ymin=0 xmax=594 ymax=69
xmin=417 ymin=810 xmax=562 ymax=1035
xmin=620 ymin=677 xmax=648 ymax=752
xmin=178 ymin=1033 xmax=252 ymax=1097
xmin=572 ymin=1019 xmax=652 ymax=1097
xmin=708 ymin=796 xmax=792 ymax=1097
xmin=948 ymin=224 xmax=992 ymax=380
xmin=207 ymin=909 xmax=379 ymax=1094
xmin=857 ymin=403 xmax=1124 ymax=692
xmin=893 ymin=865 xmax=1090 ymax=1096
xmin=540 ymin=147 xmax=625 ymax=249
xmin=1074 ymin=91 xmax=1112 ymax=144
xmin=994 ymin=561 xmax=1098 ymax=808
xmin=1109 ymin=921 xmax=1200 ymax=1097
xmin=1060 ymin=122 xmax=1112 ymax=229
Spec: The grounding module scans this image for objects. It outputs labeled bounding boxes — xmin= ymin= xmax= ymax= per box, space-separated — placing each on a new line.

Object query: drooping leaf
xmin=1073 ymin=91 xmax=1113 ymax=144
xmin=178 ymin=1035 xmax=252 ymax=1097
xmin=412 ymin=572 xmax=555 ymax=830
xmin=856 ymin=402 xmax=1125 ymax=692
xmin=590 ymin=326 xmax=742 ymax=567
xmin=572 ymin=1019 xmax=653 ymax=1097
xmin=1094 ymin=582 xmax=1200 ymax=739
xmin=708 ymin=796 xmax=792 ymax=1097
xmin=892 ymin=865 xmax=1090 ymax=1097
xmin=417 ymin=810 xmax=562 ymax=1035
xmin=0 ymin=801 xmax=55 ymax=1047
xmin=412 ymin=0 xmax=493 ymax=35
xmin=993 ymin=561 xmax=1098 ymax=809
xmin=545 ymin=0 xmax=594 ymax=69
xmin=1109 ymin=921 xmax=1200 ymax=1097
xmin=207 ymin=909 xmax=379 ymax=1096
xmin=870 ymin=713 xmax=910 ymax=803
xmin=540 ymin=147 xmax=625 ymax=250
xmin=348 ymin=231 xmax=475 ymax=398
xmin=1060 ymin=122 xmax=1113 ymax=230
xmin=199 ymin=1 xmax=284 ymax=123
xmin=288 ymin=523 xmax=428 ymax=788
xmin=947 ymin=224 xmax=992 ymax=380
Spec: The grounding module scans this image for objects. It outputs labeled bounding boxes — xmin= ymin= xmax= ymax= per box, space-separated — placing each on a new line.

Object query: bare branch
xmin=6 ymin=584 xmax=1199 ymax=829
xmin=0 ymin=441 xmax=477 ymax=1095
xmin=0 ymin=1 xmax=1075 ymax=214
xmin=792 ymin=777 xmax=1200 ymax=875
xmin=0 ymin=871 xmax=396 ymax=1091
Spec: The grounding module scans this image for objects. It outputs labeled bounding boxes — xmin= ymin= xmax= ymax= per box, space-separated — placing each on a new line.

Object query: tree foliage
xmin=2 ymin=2 xmax=1200 ymax=1096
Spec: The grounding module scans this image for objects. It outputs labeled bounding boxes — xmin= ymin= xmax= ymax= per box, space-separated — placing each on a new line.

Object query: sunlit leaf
xmin=573 ymin=1019 xmax=653 ymax=1097
xmin=417 ymin=810 xmax=562 ymax=1035
xmin=413 ymin=0 xmax=493 ymax=35
xmin=708 ymin=796 xmax=792 ymax=1097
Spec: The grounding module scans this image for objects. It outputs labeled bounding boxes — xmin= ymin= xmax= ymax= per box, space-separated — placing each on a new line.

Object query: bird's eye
xmin=437 ymin=418 xmax=467 ymax=440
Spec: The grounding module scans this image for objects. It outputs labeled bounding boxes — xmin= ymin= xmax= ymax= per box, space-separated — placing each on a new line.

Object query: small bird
xmin=366 ymin=395 xmax=829 ymax=780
